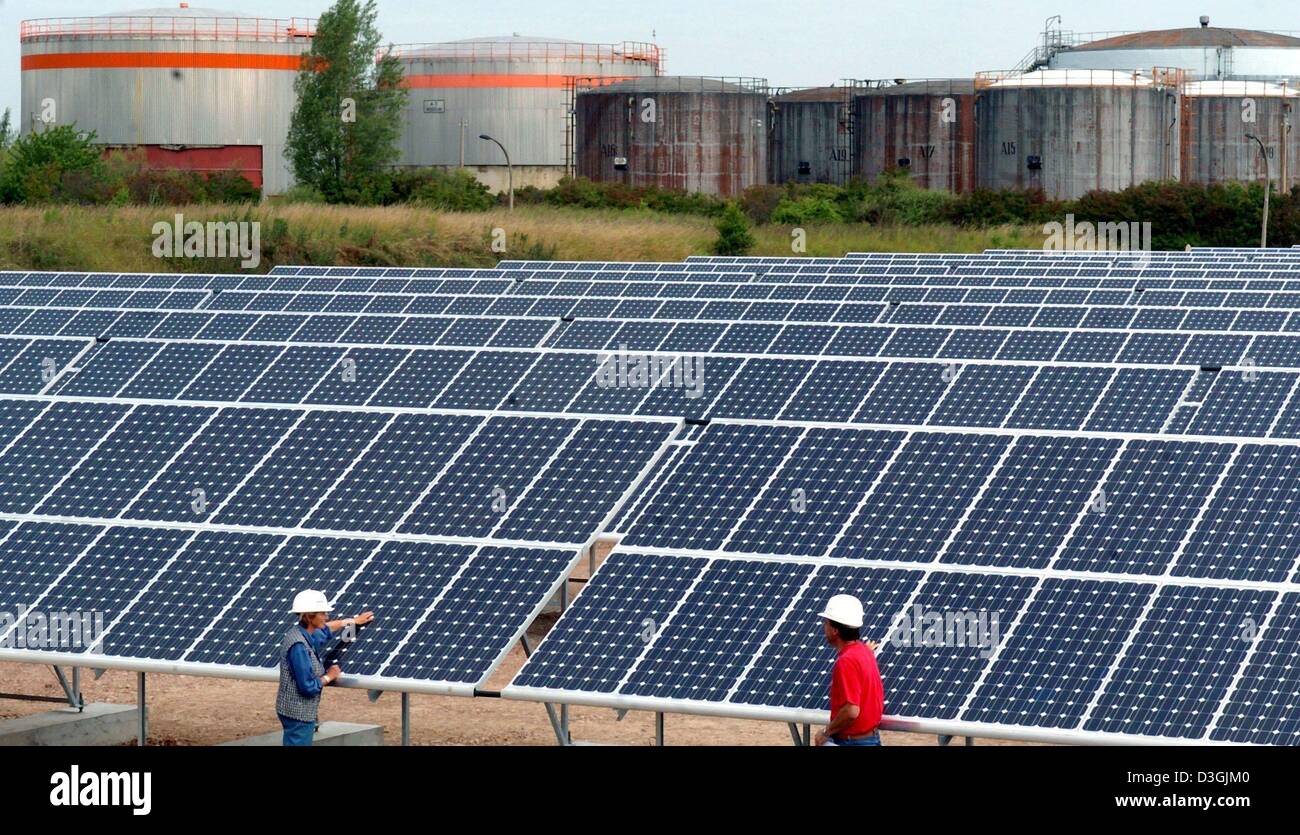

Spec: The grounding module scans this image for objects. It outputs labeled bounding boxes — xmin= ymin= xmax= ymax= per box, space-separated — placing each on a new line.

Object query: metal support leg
xmin=965 ymin=736 xmax=974 ymax=746
xmin=938 ymin=734 xmax=952 ymax=746
xmin=561 ymin=704 xmax=570 ymax=744
xmin=655 ymin=711 xmax=665 ymax=747
xmin=519 ymin=635 xmax=568 ymax=746
xmin=52 ymin=666 xmax=83 ymax=710
xmin=588 ymin=544 xmax=596 ymax=576
xmin=560 ymin=577 xmax=569 ymax=612
xmin=72 ymin=667 xmax=82 ymax=712
xmin=787 ymin=723 xmax=803 ymax=746
xmin=401 ymin=693 xmax=410 ymax=747
xmin=803 ymin=723 xmax=811 ymax=746
xmin=137 ymin=672 xmax=147 ymax=747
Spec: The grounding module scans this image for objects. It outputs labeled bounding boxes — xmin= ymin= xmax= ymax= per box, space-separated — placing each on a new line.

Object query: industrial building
xmin=19 ymin=5 xmax=315 ymax=194
xmin=575 ymin=76 xmax=769 ymax=197
xmin=768 ymin=87 xmax=850 ymax=186
xmin=16 ymin=8 xmax=1300 ymax=201
xmin=1182 ymin=80 xmax=1298 ymax=189
xmin=974 ymin=69 xmax=1183 ymax=200
xmin=852 ymin=79 xmax=977 ymax=193
xmin=391 ymin=37 xmax=663 ymax=193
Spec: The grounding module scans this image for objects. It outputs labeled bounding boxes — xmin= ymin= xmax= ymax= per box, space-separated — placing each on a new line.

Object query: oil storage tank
xmin=1182 ymin=80 xmax=1299 ymax=190
xmin=852 ymin=79 xmax=976 ymax=192
xmin=1048 ymin=19 xmax=1300 ymax=82
xmin=575 ymin=76 xmax=769 ymax=197
xmin=768 ymin=87 xmax=850 ymax=185
xmin=20 ymin=5 xmax=315 ymax=194
xmin=975 ymin=68 xmax=1182 ymax=199
xmin=392 ymin=36 xmax=662 ymax=193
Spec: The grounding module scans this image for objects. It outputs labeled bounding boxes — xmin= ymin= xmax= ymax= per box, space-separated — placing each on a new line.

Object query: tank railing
xmin=385 ymin=40 xmax=663 ymax=70
xmin=576 ymin=75 xmax=768 ymax=95
xmin=1182 ymin=78 xmax=1297 ymax=96
xmin=976 ymin=67 xmax=1184 ymax=90
xmin=20 ymin=16 xmax=317 ymax=42
xmin=847 ymin=78 xmax=975 ymax=94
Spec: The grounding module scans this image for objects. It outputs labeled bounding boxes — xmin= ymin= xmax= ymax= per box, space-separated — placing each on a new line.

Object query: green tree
xmin=0 ymin=108 xmax=14 ymax=149
xmin=0 ymin=124 xmax=104 ymax=203
xmin=713 ymin=201 xmax=756 ymax=255
xmin=285 ymin=0 xmax=408 ymax=204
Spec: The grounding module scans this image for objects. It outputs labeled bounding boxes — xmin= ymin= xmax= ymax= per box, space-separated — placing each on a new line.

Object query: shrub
xmin=0 ymin=124 xmax=105 ymax=203
xmin=713 ymin=201 xmax=755 ymax=255
xmin=390 ymin=168 xmax=493 ymax=211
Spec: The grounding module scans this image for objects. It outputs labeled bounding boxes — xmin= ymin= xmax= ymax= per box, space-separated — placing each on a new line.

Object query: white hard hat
xmin=818 ymin=594 xmax=864 ymax=629
xmin=290 ymin=590 xmax=332 ymax=614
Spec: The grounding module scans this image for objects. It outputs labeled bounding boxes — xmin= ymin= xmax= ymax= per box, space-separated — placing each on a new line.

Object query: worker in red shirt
xmin=814 ymin=594 xmax=884 ymax=747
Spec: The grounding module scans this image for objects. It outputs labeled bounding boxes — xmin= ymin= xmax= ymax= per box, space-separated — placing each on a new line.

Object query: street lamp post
xmin=1245 ymin=133 xmax=1270 ymax=248
xmin=479 ymin=133 xmax=513 ymax=211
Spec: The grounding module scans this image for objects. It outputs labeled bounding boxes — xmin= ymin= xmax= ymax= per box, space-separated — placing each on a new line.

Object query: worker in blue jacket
xmin=276 ymin=590 xmax=375 ymax=746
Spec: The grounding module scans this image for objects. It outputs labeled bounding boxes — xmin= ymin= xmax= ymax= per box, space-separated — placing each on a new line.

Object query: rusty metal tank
xmin=975 ymin=68 xmax=1183 ymax=199
xmin=1181 ymin=80 xmax=1300 ymax=190
xmin=768 ymin=87 xmax=850 ymax=185
xmin=575 ymin=76 xmax=769 ymax=196
xmin=852 ymin=79 xmax=977 ymax=192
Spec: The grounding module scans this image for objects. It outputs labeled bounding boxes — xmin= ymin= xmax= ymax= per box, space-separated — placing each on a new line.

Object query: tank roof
xmin=859 ymin=79 xmax=976 ymax=95
xmin=585 ymin=76 xmax=766 ymax=94
xmin=772 ymin=86 xmax=843 ymax=102
xmin=1075 ymin=27 xmax=1300 ymax=50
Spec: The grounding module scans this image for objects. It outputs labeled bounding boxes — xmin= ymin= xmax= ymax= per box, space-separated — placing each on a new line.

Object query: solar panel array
xmin=3 ymin=248 xmax=1300 ymax=744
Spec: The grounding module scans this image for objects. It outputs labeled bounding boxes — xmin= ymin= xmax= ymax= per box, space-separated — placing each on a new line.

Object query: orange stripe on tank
xmin=21 ymin=52 xmax=305 ymax=71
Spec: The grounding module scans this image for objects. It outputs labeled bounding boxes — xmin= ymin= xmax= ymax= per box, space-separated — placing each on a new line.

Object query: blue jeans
xmin=833 ymin=732 xmax=882 ymax=746
xmin=279 ymin=715 xmax=315 ymax=746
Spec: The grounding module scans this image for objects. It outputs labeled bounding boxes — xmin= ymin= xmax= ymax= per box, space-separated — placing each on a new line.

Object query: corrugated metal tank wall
xmin=975 ymin=70 xmax=1181 ymax=200
xmin=1181 ymin=83 xmax=1300 ymax=189
xmin=576 ymin=77 xmax=769 ymax=197
xmin=768 ymin=89 xmax=849 ymax=185
xmin=393 ymin=38 xmax=661 ymax=190
xmin=20 ymin=10 xmax=313 ymax=195
xmin=853 ymin=80 xmax=977 ymax=192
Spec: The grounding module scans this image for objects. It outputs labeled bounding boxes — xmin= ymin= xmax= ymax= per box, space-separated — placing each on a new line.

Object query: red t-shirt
xmin=830 ymin=641 xmax=884 ymax=736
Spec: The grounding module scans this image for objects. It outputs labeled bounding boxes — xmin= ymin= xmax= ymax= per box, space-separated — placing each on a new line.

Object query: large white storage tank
xmin=392 ymin=36 xmax=663 ymax=192
xmin=1049 ymin=19 xmax=1300 ymax=82
xmin=20 ymin=5 xmax=315 ymax=194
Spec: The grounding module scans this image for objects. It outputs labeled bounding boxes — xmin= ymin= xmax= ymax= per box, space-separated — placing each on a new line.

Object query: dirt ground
xmin=0 ymin=546 xmax=1033 ymax=746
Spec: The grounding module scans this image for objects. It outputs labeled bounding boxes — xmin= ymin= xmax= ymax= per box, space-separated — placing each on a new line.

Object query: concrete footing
xmin=0 ymin=704 xmax=138 ymax=746
xmin=221 ymin=721 xmax=384 ymax=746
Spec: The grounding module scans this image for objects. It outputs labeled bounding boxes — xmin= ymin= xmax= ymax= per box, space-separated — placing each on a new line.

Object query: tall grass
xmin=0 ymin=203 xmax=1041 ymax=272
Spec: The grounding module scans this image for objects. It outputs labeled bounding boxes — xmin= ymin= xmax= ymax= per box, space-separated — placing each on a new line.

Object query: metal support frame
xmin=787 ymin=722 xmax=804 ymax=746
xmin=52 ymin=665 xmax=84 ymax=710
xmin=137 ymin=672 xmax=147 ymax=746
xmin=519 ymin=635 xmax=569 ymax=746
xmin=401 ymin=692 xmax=410 ymax=746
xmin=655 ymin=711 xmax=665 ymax=747
xmin=939 ymin=734 xmax=975 ymax=746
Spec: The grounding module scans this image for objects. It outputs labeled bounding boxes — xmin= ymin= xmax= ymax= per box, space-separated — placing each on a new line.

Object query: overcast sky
xmin=2 ymin=0 xmax=1298 ymax=121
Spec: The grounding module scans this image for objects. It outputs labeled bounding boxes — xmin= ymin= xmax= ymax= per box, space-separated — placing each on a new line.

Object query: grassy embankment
xmin=0 ymin=204 xmax=1042 ymax=272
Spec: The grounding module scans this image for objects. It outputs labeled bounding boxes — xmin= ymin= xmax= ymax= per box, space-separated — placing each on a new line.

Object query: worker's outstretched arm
xmin=325 ymin=611 xmax=375 ymax=634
